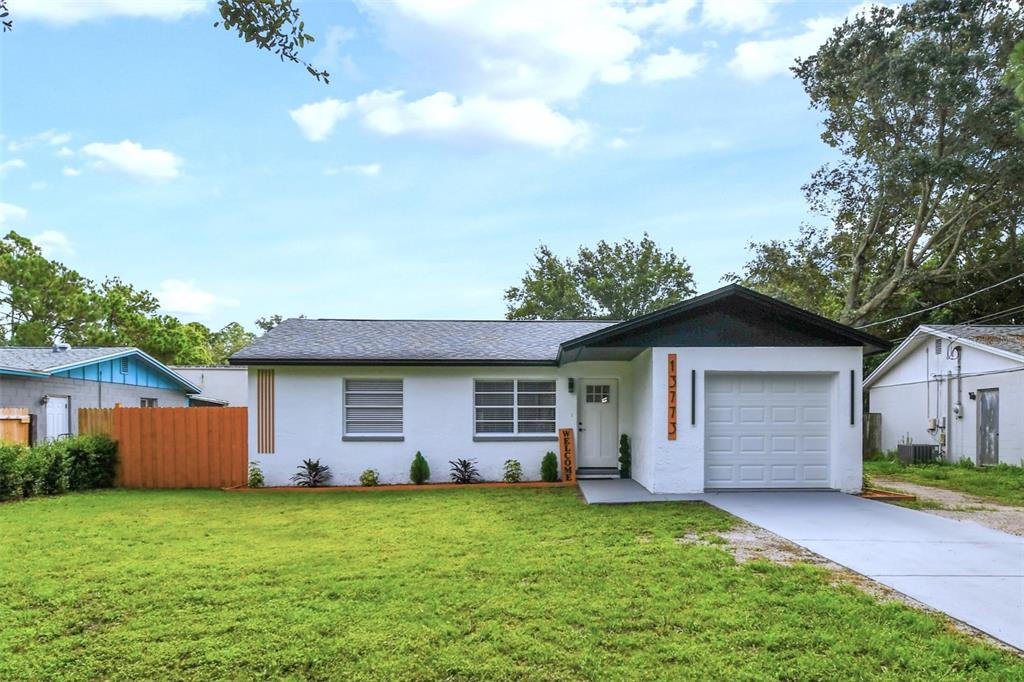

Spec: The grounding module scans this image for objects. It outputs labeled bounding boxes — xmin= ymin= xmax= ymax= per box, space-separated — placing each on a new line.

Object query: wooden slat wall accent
xmin=256 ymin=369 xmax=275 ymax=454
xmin=667 ymin=353 xmax=678 ymax=440
xmin=0 ymin=408 xmax=30 ymax=445
xmin=77 ymin=407 xmax=248 ymax=488
xmin=558 ymin=427 xmax=576 ymax=482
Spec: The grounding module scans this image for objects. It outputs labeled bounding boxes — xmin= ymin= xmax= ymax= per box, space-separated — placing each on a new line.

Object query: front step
xmin=576 ymin=467 xmax=620 ymax=479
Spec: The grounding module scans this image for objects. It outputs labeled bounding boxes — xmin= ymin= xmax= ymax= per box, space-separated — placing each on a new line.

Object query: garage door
xmin=705 ymin=373 xmax=831 ymax=489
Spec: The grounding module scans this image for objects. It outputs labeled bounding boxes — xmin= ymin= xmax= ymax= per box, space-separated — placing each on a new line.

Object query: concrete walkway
xmin=578 ymin=479 xmax=705 ymax=504
xmin=708 ymin=492 xmax=1024 ymax=650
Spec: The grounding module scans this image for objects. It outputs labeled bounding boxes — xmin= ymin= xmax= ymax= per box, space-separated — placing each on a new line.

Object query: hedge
xmin=0 ymin=434 xmax=118 ymax=502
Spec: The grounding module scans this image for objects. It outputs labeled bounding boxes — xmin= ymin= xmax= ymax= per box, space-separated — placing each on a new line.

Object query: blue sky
xmin=0 ymin=0 xmax=883 ymax=330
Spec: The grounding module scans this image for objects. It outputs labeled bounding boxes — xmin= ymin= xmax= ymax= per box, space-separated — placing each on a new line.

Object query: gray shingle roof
xmin=926 ymin=325 xmax=1024 ymax=358
xmin=0 ymin=346 xmax=137 ymax=373
xmin=230 ymin=319 xmax=618 ymax=364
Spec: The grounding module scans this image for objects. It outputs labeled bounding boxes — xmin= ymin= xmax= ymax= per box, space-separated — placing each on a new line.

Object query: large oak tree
xmin=733 ymin=0 xmax=1024 ymax=335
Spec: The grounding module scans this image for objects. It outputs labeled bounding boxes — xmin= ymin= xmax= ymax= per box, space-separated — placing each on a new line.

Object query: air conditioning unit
xmin=896 ymin=444 xmax=940 ymax=465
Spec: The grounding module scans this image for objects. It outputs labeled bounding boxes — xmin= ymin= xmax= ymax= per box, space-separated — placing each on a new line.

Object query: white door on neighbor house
xmin=578 ymin=380 xmax=618 ymax=468
xmin=705 ymin=373 xmax=832 ymax=489
xmin=45 ymin=396 xmax=70 ymax=440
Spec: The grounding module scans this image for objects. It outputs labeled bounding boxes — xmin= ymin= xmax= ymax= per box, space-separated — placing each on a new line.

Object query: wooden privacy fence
xmin=79 ymin=407 xmax=248 ymax=488
xmin=0 ymin=408 xmax=31 ymax=445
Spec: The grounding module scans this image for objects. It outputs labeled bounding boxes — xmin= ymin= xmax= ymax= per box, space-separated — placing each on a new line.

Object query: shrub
xmin=409 ymin=452 xmax=430 ymax=484
xmin=540 ymin=452 xmax=559 ymax=482
xmin=0 ymin=444 xmax=26 ymax=501
xmin=449 ymin=458 xmax=480 ymax=484
xmin=64 ymin=434 xmax=118 ymax=490
xmin=17 ymin=444 xmax=68 ymax=498
xmin=618 ymin=434 xmax=631 ymax=478
xmin=291 ymin=459 xmax=332 ymax=487
xmin=248 ymin=461 xmax=265 ymax=488
xmin=503 ymin=459 xmax=523 ymax=483
xmin=360 ymin=469 xmax=380 ymax=487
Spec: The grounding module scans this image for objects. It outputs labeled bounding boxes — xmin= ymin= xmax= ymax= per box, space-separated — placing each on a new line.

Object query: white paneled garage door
xmin=705 ymin=373 xmax=832 ymax=489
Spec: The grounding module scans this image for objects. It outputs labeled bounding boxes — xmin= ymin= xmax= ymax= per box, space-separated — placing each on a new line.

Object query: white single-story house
xmin=865 ymin=325 xmax=1024 ymax=466
xmin=170 ymin=365 xmax=248 ymax=407
xmin=0 ymin=345 xmax=201 ymax=442
xmin=229 ymin=285 xmax=888 ymax=492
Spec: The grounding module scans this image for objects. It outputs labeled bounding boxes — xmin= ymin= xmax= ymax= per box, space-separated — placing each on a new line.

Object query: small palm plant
xmin=449 ymin=458 xmax=480 ymax=484
xmin=291 ymin=458 xmax=332 ymax=487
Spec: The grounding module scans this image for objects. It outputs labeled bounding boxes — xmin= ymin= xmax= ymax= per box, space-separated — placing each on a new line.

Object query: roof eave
xmin=229 ymin=358 xmax=560 ymax=367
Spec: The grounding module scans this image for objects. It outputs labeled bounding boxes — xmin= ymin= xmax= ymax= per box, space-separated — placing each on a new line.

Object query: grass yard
xmin=1 ymin=489 xmax=1022 ymax=680
xmin=865 ymin=459 xmax=1024 ymax=507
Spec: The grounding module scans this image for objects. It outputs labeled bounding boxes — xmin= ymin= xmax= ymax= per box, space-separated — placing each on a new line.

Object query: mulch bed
xmin=224 ymin=481 xmax=576 ymax=493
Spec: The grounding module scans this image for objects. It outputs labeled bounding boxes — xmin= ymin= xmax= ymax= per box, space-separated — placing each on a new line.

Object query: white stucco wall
xmin=172 ymin=366 xmax=248 ymax=406
xmin=629 ymin=350 xmax=655 ymax=492
xmin=250 ymin=362 xmax=635 ymax=486
xmin=646 ymin=347 xmax=864 ymax=494
xmin=869 ymin=338 xmax=1024 ymax=465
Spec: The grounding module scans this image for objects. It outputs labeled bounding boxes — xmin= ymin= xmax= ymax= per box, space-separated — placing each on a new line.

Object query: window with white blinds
xmin=344 ymin=379 xmax=403 ymax=435
xmin=474 ymin=379 xmax=556 ymax=435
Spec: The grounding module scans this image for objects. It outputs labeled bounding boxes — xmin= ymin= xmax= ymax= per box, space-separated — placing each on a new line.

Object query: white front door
xmin=705 ymin=373 xmax=832 ymax=489
xmin=578 ymin=380 xmax=618 ymax=468
xmin=45 ymin=396 xmax=70 ymax=440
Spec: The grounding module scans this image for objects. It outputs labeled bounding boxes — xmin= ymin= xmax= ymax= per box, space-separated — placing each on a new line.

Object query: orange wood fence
xmin=0 ymin=408 xmax=31 ymax=445
xmin=79 ymin=407 xmax=248 ymax=488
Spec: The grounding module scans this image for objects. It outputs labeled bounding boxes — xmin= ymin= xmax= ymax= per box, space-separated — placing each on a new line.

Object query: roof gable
xmin=559 ymin=285 xmax=889 ymax=361
xmin=864 ymin=325 xmax=1024 ymax=388
xmin=0 ymin=347 xmax=200 ymax=393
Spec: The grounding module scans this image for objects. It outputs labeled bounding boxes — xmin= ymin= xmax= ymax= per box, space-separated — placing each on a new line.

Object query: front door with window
xmin=578 ymin=380 xmax=618 ymax=468
xmin=977 ymin=388 xmax=999 ymax=465
xmin=45 ymin=396 xmax=70 ymax=440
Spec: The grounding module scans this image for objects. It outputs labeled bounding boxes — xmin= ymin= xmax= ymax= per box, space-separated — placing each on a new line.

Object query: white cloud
xmin=701 ymin=0 xmax=782 ymax=32
xmin=607 ymin=137 xmax=628 ymax=150
xmin=0 ymin=158 xmax=26 ymax=174
xmin=56 ymin=146 xmax=74 ymax=157
xmin=355 ymin=90 xmax=590 ymax=150
xmin=637 ymin=48 xmax=706 ymax=81
xmin=600 ymin=63 xmax=633 ymax=84
xmin=156 ymin=279 xmax=239 ymax=318
xmin=30 ymin=230 xmax=75 ymax=258
xmin=81 ymin=140 xmax=182 ymax=179
xmin=326 ymin=163 xmax=382 ymax=177
xmin=30 ymin=181 xmax=48 ymax=191
xmin=315 ymin=25 xmax=357 ymax=68
xmin=14 ymin=0 xmax=207 ymax=25
xmin=289 ymin=98 xmax=353 ymax=141
xmin=356 ymin=0 xmax=699 ymax=101
xmin=7 ymin=129 xmax=72 ymax=152
xmin=729 ymin=2 xmax=891 ymax=80
xmin=0 ymin=202 xmax=28 ymax=225
xmin=62 ymin=166 xmax=82 ymax=177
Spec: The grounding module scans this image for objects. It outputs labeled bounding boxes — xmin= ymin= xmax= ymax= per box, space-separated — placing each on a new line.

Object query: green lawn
xmin=865 ymin=459 xmax=1024 ymax=507
xmin=1 ymin=489 xmax=1021 ymax=680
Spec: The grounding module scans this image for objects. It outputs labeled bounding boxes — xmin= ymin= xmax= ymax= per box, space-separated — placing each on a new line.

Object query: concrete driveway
xmin=707 ymin=492 xmax=1024 ymax=650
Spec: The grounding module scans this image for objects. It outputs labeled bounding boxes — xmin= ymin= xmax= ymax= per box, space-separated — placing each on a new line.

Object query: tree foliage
xmin=215 ymin=0 xmax=328 ymax=82
xmin=1006 ymin=39 xmax=1024 ymax=135
xmin=0 ymin=231 xmax=254 ymax=364
xmin=506 ymin=234 xmax=696 ymax=320
xmin=732 ymin=0 xmax=1024 ymax=335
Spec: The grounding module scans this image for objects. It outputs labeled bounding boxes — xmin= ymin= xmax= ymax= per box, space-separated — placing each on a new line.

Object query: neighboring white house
xmin=171 ymin=366 xmax=248 ymax=407
xmin=229 ymin=285 xmax=887 ymax=492
xmin=865 ymin=325 xmax=1024 ymax=466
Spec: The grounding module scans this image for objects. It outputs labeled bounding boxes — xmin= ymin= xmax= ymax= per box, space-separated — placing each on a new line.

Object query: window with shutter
xmin=345 ymin=379 xmax=403 ymax=437
xmin=474 ymin=379 xmax=555 ymax=435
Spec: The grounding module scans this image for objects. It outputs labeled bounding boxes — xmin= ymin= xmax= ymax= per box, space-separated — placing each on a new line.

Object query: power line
xmin=856 ymin=272 xmax=1024 ymax=330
